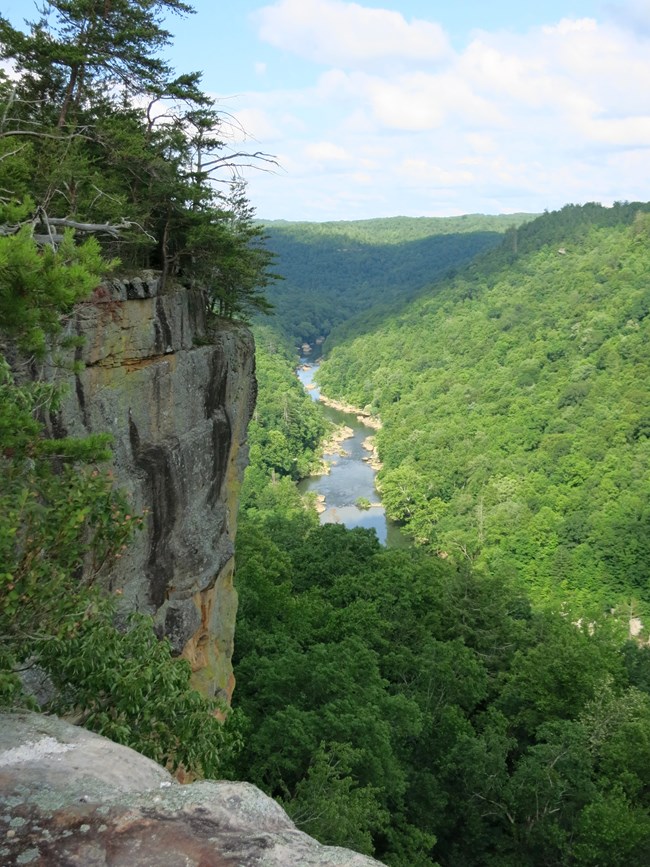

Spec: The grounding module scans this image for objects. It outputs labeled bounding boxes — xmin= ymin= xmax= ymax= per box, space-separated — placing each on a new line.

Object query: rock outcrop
xmin=47 ymin=273 xmax=256 ymax=701
xmin=0 ymin=713 xmax=384 ymax=866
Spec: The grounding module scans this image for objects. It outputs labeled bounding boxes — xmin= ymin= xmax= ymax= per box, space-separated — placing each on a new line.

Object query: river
xmin=296 ymin=361 xmax=409 ymax=547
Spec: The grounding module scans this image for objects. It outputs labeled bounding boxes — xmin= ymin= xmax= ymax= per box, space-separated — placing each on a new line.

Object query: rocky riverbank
xmin=311 ymin=424 xmax=355 ymax=476
xmin=318 ymin=393 xmax=382 ymax=430
xmin=362 ymin=434 xmax=383 ymax=470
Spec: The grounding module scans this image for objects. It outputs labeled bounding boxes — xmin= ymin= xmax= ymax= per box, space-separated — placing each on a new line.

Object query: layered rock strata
xmin=48 ymin=273 xmax=256 ymax=700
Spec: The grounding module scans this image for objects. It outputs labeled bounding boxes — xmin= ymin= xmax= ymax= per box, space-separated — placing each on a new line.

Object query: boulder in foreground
xmin=0 ymin=712 xmax=384 ymax=866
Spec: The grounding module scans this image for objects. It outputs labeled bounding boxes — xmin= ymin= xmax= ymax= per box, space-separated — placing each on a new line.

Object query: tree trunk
xmin=57 ymin=64 xmax=81 ymax=129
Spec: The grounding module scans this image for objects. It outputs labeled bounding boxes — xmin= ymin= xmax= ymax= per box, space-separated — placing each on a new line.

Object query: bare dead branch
xmin=0 ymin=212 xmax=156 ymax=246
xmin=0 ymin=144 xmax=29 ymax=162
xmin=0 ymin=224 xmax=31 ymax=237
xmin=0 ymin=129 xmax=93 ymax=142
xmin=46 ymin=216 xmax=126 ymax=237
xmin=0 ymin=86 xmax=17 ymax=133
xmin=201 ymin=150 xmax=278 ymax=171
xmin=40 ymin=208 xmax=57 ymax=249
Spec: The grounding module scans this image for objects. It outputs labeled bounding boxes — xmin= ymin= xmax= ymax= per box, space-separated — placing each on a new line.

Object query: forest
xmin=227 ymin=200 xmax=650 ymax=865
xmin=260 ymin=214 xmax=532 ymax=345
xmin=3 ymin=2 xmax=650 ymax=866
xmin=317 ymin=203 xmax=650 ymax=614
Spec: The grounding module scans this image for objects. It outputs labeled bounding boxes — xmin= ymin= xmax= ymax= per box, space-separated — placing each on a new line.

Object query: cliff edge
xmin=0 ymin=712 xmax=384 ymax=866
xmin=48 ymin=273 xmax=256 ymax=701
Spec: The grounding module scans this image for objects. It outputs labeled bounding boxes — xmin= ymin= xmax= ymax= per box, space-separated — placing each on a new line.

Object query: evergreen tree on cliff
xmin=0 ymin=0 xmax=277 ymax=317
xmin=0 ymin=0 xmax=195 ymax=128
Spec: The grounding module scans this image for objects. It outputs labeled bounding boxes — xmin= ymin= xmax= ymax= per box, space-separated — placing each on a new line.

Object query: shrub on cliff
xmin=39 ymin=613 xmax=242 ymax=779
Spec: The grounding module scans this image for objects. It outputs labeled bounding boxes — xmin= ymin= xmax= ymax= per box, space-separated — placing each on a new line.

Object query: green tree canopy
xmin=0 ymin=0 xmax=277 ymax=319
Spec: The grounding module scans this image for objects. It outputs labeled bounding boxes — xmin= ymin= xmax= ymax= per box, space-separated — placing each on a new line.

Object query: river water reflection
xmin=296 ymin=362 xmax=409 ymax=548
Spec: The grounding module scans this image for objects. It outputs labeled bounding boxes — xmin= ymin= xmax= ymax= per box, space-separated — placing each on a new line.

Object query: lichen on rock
xmin=0 ymin=713 xmax=384 ymax=866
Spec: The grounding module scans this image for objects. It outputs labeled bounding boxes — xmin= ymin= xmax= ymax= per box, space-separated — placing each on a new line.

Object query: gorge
xmin=228 ymin=203 xmax=650 ymax=866
xmin=3 ymin=1 xmax=650 ymax=863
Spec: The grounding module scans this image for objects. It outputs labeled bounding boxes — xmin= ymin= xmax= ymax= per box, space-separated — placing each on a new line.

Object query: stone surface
xmin=45 ymin=274 xmax=256 ymax=700
xmin=0 ymin=713 xmax=384 ymax=867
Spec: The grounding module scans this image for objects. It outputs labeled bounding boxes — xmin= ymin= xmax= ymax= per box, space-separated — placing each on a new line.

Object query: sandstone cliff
xmin=48 ymin=273 xmax=256 ymax=701
xmin=0 ymin=712 xmax=384 ymax=866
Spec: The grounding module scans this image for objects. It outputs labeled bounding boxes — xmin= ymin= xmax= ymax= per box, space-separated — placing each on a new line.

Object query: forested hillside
xmin=230 ymin=202 xmax=650 ymax=865
xmin=318 ymin=202 xmax=650 ymax=611
xmin=232 ymin=323 xmax=650 ymax=867
xmin=5 ymin=3 xmax=650 ymax=863
xmin=244 ymin=326 xmax=329 ymax=487
xmin=261 ymin=214 xmax=533 ymax=345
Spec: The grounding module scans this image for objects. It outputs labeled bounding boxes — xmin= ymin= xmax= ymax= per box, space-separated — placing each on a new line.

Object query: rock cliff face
xmin=49 ymin=274 xmax=256 ymax=701
xmin=0 ymin=713 xmax=384 ymax=866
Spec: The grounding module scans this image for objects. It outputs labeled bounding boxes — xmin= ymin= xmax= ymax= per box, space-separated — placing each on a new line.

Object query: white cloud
xmin=399 ymin=159 xmax=475 ymax=187
xmin=234 ymin=4 xmax=650 ymax=219
xmin=305 ymin=141 xmax=350 ymax=161
xmin=253 ymin=0 xmax=450 ymax=67
xmin=465 ymin=133 xmax=498 ymax=154
xmin=364 ymin=76 xmax=446 ymax=131
xmin=460 ymin=38 xmax=587 ymax=115
xmin=364 ymin=71 xmax=500 ymax=131
xmin=231 ymin=107 xmax=282 ymax=142
xmin=309 ymin=68 xmax=500 ymax=133
xmin=579 ymin=115 xmax=650 ymax=147
xmin=542 ymin=16 xmax=598 ymax=36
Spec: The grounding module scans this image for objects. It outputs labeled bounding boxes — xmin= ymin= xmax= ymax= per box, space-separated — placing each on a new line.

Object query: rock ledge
xmin=0 ymin=713 xmax=384 ymax=866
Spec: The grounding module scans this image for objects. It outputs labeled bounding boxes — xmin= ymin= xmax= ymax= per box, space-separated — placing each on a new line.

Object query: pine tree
xmin=0 ymin=0 xmax=195 ymax=129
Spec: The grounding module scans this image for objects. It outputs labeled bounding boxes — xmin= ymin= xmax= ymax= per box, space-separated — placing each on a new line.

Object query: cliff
xmin=0 ymin=712 xmax=384 ymax=866
xmin=47 ymin=273 xmax=256 ymax=701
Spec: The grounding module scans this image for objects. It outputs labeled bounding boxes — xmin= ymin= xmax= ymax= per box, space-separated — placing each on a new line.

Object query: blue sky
xmin=7 ymin=0 xmax=650 ymax=220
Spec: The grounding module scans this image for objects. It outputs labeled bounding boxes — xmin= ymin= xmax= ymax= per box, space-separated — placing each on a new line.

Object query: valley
xmin=231 ymin=202 xmax=650 ymax=866
xmin=4 ymin=3 xmax=650 ymax=865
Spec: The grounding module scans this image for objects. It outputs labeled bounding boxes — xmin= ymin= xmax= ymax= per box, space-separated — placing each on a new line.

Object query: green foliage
xmin=317 ymin=202 xmax=650 ymax=609
xmin=234 ymin=201 xmax=650 ymax=863
xmin=0 ymin=1 xmax=275 ymax=319
xmin=279 ymin=742 xmax=390 ymax=855
xmin=0 ymin=0 xmax=194 ymax=129
xmin=201 ymin=181 xmax=277 ymax=321
xmin=40 ymin=612 xmax=241 ymax=778
xmin=0 ymin=228 xmax=132 ymax=671
xmin=0 ymin=229 xmax=110 ymax=354
xmin=233 ymin=496 xmax=650 ymax=865
xmin=243 ymin=326 xmax=328 ymax=489
xmin=0 ymin=436 xmax=135 ymax=639
xmin=265 ymin=214 xmax=535 ymax=245
xmin=260 ymin=213 xmax=535 ymax=345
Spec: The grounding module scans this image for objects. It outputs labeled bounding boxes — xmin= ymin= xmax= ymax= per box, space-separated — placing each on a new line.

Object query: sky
xmin=6 ymin=0 xmax=650 ymax=221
